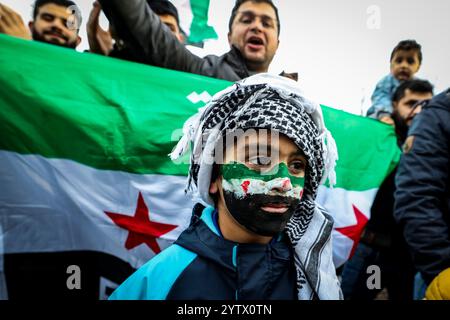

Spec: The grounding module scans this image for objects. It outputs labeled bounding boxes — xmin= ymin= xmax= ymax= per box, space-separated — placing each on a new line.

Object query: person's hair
xmin=148 ymin=0 xmax=180 ymax=27
xmin=228 ymin=0 xmax=280 ymax=36
xmin=390 ymin=39 xmax=423 ymax=64
xmin=392 ymin=79 xmax=434 ymax=103
xmin=209 ymin=164 xmax=221 ymax=206
xmin=32 ymin=0 xmax=82 ymax=28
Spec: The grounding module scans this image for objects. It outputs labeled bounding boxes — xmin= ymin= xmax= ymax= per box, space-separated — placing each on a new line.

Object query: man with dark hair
xmin=0 ymin=0 xmax=81 ymax=49
xmin=87 ymin=0 xmax=184 ymax=62
xmin=395 ymin=88 xmax=450 ymax=300
xmin=148 ymin=0 xmax=181 ymax=37
xmin=98 ymin=0 xmax=280 ymax=81
xmin=341 ymin=79 xmax=433 ymax=300
xmin=367 ymin=39 xmax=423 ymax=122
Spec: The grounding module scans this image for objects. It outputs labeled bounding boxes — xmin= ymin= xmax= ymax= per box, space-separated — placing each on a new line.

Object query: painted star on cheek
xmin=241 ymin=180 xmax=250 ymax=194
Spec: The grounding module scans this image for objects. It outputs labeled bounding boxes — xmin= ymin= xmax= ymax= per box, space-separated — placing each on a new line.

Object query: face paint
xmin=220 ymin=162 xmax=305 ymax=236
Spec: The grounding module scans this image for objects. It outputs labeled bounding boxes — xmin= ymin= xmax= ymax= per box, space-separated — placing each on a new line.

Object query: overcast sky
xmin=4 ymin=0 xmax=450 ymax=115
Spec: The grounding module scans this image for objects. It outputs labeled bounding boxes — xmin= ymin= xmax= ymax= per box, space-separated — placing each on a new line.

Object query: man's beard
xmin=222 ymin=192 xmax=301 ymax=237
xmin=32 ymin=28 xmax=77 ymax=49
xmin=392 ymin=110 xmax=409 ymax=145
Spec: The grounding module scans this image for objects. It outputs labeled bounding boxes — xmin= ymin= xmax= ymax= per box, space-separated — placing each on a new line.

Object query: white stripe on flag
xmin=0 ymin=150 xmax=193 ymax=269
xmin=0 ymin=150 xmax=380 ymax=270
xmin=171 ymin=0 xmax=194 ymax=36
xmin=317 ymin=185 xmax=378 ymax=267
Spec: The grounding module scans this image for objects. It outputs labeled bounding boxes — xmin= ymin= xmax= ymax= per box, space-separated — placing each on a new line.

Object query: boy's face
xmin=390 ymin=50 xmax=421 ymax=81
xmin=210 ymin=130 xmax=307 ymax=237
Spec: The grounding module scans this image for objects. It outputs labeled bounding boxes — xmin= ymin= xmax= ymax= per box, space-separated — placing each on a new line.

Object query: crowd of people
xmin=0 ymin=0 xmax=448 ymax=300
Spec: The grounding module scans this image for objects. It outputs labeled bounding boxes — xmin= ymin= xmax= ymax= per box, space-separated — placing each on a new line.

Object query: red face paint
xmin=282 ymin=179 xmax=292 ymax=190
xmin=241 ymin=180 xmax=250 ymax=194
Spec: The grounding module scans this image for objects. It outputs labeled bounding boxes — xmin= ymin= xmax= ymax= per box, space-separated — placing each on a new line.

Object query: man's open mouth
xmin=246 ymin=36 xmax=265 ymax=50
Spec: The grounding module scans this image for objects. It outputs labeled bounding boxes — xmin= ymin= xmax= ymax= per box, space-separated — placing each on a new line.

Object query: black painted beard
xmin=222 ymin=191 xmax=301 ymax=237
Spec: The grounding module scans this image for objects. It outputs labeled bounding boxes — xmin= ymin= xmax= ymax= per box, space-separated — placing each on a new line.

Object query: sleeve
xmin=109 ymin=265 xmax=152 ymax=300
xmin=366 ymin=76 xmax=395 ymax=118
xmin=394 ymin=107 xmax=450 ymax=284
xmin=98 ymin=0 xmax=208 ymax=75
xmin=108 ymin=244 xmax=197 ymax=300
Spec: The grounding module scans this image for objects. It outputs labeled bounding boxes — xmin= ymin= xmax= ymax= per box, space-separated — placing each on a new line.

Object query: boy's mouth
xmin=260 ymin=201 xmax=290 ymax=214
xmin=396 ymin=70 xmax=411 ymax=80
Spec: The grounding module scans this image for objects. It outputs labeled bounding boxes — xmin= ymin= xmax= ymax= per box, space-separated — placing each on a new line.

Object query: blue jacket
xmin=394 ymin=89 xmax=450 ymax=284
xmin=109 ymin=205 xmax=297 ymax=300
xmin=366 ymin=74 xmax=400 ymax=118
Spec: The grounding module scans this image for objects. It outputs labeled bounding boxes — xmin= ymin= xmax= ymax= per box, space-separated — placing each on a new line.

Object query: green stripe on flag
xmin=0 ymin=34 xmax=400 ymax=190
xmin=0 ymin=34 xmax=228 ymax=176
xmin=322 ymin=106 xmax=401 ymax=190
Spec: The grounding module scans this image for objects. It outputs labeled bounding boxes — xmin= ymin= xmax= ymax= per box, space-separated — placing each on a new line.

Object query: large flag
xmin=0 ymin=34 xmax=400 ymax=299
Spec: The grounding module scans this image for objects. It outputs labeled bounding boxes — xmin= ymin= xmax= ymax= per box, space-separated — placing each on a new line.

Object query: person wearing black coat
xmin=394 ymin=88 xmax=450 ymax=288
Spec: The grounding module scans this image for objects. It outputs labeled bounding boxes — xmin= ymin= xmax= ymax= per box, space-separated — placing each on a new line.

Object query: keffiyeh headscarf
xmin=170 ymin=73 xmax=342 ymax=300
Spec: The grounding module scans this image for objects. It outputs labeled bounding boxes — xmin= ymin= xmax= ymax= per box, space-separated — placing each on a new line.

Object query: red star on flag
xmin=105 ymin=192 xmax=178 ymax=254
xmin=335 ymin=204 xmax=369 ymax=259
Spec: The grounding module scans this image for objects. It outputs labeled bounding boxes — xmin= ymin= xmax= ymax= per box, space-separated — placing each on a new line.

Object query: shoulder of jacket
xmin=113 ymin=244 xmax=198 ymax=300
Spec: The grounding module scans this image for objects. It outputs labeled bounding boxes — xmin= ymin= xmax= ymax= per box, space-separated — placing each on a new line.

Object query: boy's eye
xmin=407 ymin=57 xmax=415 ymax=64
xmin=248 ymin=156 xmax=271 ymax=166
xmin=289 ymin=160 xmax=306 ymax=175
xmin=395 ymin=57 xmax=403 ymax=64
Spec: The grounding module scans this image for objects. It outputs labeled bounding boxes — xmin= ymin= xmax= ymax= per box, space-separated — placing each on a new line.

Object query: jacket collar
xmin=224 ymin=46 xmax=251 ymax=79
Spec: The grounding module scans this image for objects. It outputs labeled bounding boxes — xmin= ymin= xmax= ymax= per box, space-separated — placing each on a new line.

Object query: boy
xmin=109 ymin=74 xmax=342 ymax=300
xmin=366 ymin=40 xmax=422 ymax=124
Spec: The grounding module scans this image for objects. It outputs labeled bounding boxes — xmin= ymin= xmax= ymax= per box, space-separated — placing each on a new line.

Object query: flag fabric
xmin=171 ymin=0 xmax=218 ymax=46
xmin=0 ymin=34 xmax=400 ymax=299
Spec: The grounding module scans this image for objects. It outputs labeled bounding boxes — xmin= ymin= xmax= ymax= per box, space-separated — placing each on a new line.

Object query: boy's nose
xmin=400 ymin=60 xmax=409 ymax=68
xmin=270 ymin=178 xmax=292 ymax=193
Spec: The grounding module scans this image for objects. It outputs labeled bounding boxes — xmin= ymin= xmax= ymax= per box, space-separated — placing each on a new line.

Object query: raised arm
xmin=98 ymin=0 xmax=208 ymax=74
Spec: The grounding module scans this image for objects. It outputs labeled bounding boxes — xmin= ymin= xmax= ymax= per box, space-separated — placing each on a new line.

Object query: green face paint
xmin=219 ymin=161 xmax=305 ymax=237
xmin=221 ymin=162 xmax=305 ymax=187
xmin=220 ymin=162 xmax=305 ymax=200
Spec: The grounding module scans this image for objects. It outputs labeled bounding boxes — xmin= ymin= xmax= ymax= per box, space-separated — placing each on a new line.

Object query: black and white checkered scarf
xmin=171 ymin=74 xmax=342 ymax=299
